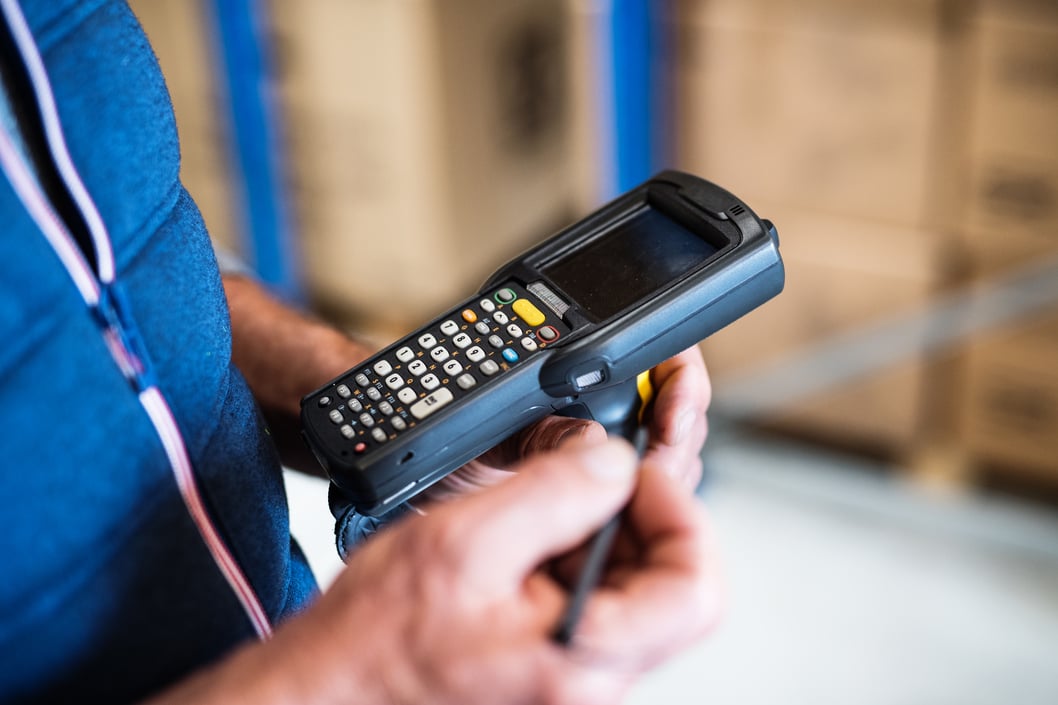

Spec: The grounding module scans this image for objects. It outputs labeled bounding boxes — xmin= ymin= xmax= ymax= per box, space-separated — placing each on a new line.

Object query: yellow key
xmin=512 ymin=299 xmax=545 ymax=327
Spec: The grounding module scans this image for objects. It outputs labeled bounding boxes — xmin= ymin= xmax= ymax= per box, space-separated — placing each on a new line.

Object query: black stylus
xmin=552 ymin=427 xmax=648 ymax=646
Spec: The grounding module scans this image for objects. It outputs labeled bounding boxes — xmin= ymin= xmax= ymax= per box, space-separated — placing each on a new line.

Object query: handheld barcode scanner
xmin=301 ymin=171 xmax=784 ymax=517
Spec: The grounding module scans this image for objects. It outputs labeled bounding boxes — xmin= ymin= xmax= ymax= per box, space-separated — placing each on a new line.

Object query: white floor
xmin=284 ymin=430 xmax=1058 ymax=704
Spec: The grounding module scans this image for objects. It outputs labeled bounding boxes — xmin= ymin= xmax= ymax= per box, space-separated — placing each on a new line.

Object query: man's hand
xmin=422 ymin=346 xmax=712 ymax=503
xmin=150 ymin=438 xmax=722 ymax=705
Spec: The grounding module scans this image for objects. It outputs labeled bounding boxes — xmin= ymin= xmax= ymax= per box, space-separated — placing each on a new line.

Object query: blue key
xmin=502 ymin=348 xmax=520 ymax=363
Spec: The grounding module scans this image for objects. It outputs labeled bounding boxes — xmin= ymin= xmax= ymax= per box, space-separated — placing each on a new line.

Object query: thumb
xmin=425 ymin=438 xmax=638 ymax=587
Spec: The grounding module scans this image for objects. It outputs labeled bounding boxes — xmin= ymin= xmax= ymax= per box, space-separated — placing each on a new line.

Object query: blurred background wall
xmin=130 ymin=0 xmax=1058 ymax=498
xmin=127 ymin=1 xmax=1058 ymax=701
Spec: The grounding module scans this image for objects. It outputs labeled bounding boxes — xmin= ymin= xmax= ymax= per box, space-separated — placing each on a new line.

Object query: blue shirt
xmin=0 ymin=1 xmax=316 ymax=701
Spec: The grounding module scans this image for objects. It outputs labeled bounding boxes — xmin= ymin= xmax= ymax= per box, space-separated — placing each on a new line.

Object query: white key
xmin=440 ymin=320 xmax=460 ymax=336
xmin=385 ymin=373 xmax=405 ymax=390
xmin=443 ymin=359 xmax=462 ymax=376
xmin=340 ymin=424 xmax=355 ymax=439
xmin=391 ymin=416 xmax=407 ymax=431
xmin=466 ymin=346 xmax=485 ymax=362
xmin=396 ymin=346 xmax=415 ymax=363
xmin=348 ymin=399 xmax=363 ymax=413
xmin=371 ymin=427 xmax=387 ymax=443
xmin=418 ymin=333 xmax=437 ymax=349
xmin=479 ymin=299 xmax=496 ymax=313
xmin=373 ymin=360 xmax=393 ymax=376
xmin=453 ymin=332 xmax=472 ymax=349
xmin=410 ymin=388 xmax=454 ymax=420
xmin=328 ymin=409 xmax=344 ymax=424
xmin=408 ymin=359 xmax=428 ymax=376
xmin=506 ymin=324 xmax=523 ymax=338
xmin=456 ymin=373 xmax=476 ymax=390
xmin=421 ymin=373 xmax=440 ymax=391
xmin=430 ymin=346 xmax=450 ymax=363
xmin=521 ymin=337 xmax=539 ymax=352
xmin=480 ymin=360 xmax=500 ymax=376
xmin=398 ymin=387 xmax=417 ymax=405
xmin=354 ymin=373 xmax=370 ymax=387
xmin=366 ymin=387 xmax=381 ymax=401
xmin=359 ymin=413 xmax=375 ymax=427
xmin=336 ymin=384 xmax=351 ymax=398
xmin=494 ymin=311 xmax=509 ymax=325
xmin=378 ymin=401 xmax=394 ymax=415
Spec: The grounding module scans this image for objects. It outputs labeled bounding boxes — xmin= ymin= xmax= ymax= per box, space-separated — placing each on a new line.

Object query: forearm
xmin=143 ymin=639 xmax=302 ymax=705
xmin=223 ymin=275 xmax=372 ymax=416
xmin=222 ymin=275 xmax=374 ymax=472
xmin=143 ymin=616 xmax=382 ymax=705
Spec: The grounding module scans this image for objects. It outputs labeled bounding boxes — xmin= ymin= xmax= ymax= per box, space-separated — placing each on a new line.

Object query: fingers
xmin=571 ymin=465 xmax=724 ymax=670
xmin=420 ymin=417 xmax=608 ymax=506
xmin=649 ymin=347 xmax=712 ymax=445
xmin=516 ymin=415 xmax=608 ymax=456
xmin=644 ymin=347 xmax=712 ymax=488
xmin=417 ymin=462 xmax=516 ymax=505
xmin=471 ymin=415 xmax=606 ymax=470
xmin=641 ymin=425 xmax=706 ymax=490
xmin=423 ymin=438 xmax=638 ymax=589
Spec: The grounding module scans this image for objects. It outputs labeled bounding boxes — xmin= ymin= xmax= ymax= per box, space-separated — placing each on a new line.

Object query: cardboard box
xmin=704 ymin=203 xmax=942 ymax=451
xmin=128 ymin=0 xmax=242 ymax=255
xmin=960 ymin=311 xmax=1058 ymax=479
xmin=674 ymin=0 xmax=946 ymax=229
xmin=961 ymin=2 xmax=1058 ymax=262
xmin=270 ymin=0 xmax=578 ymax=329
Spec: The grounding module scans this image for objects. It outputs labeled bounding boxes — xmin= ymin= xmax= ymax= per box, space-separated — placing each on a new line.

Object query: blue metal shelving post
xmin=207 ymin=0 xmax=302 ymax=301
xmin=609 ymin=0 xmax=673 ymax=195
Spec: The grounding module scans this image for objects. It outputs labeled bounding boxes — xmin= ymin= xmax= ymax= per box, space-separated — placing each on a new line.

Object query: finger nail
xmin=577 ymin=440 xmax=636 ymax=482
xmin=671 ymin=409 xmax=696 ymax=445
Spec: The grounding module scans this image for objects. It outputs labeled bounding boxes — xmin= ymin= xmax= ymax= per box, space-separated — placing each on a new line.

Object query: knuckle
xmin=683 ymin=457 xmax=704 ymax=491
xmin=689 ymin=415 xmax=709 ymax=449
xmin=692 ymin=578 xmax=726 ymax=637
xmin=536 ymin=671 xmax=587 ymax=705
xmin=687 ymin=517 xmax=725 ymax=634
xmin=418 ymin=514 xmax=470 ymax=565
xmin=540 ymin=672 xmax=624 ymax=705
xmin=536 ymin=673 xmax=568 ymax=705
xmin=398 ymin=516 xmax=472 ymax=599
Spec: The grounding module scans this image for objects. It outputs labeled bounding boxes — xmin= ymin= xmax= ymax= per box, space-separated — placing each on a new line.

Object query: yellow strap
xmin=636 ymin=370 xmax=654 ymax=424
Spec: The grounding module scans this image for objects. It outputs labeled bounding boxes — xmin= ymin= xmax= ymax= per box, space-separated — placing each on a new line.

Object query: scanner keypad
xmin=313 ymin=284 xmax=565 ymax=453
